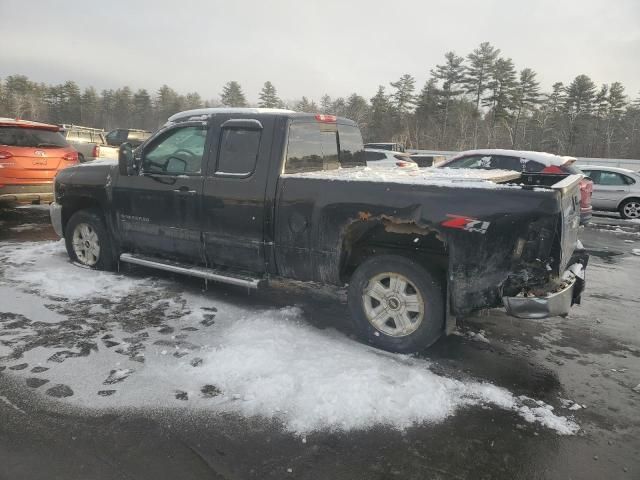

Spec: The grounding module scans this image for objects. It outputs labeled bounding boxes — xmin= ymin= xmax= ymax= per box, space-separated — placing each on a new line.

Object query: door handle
xmin=173 ymin=188 xmax=197 ymax=196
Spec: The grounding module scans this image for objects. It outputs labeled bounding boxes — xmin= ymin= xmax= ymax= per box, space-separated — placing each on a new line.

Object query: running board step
xmin=119 ymin=253 xmax=263 ymax=289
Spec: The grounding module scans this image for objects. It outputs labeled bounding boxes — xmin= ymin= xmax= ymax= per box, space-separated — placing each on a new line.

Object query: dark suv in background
xmin=105 ymin=128 xmax=152 ymax=148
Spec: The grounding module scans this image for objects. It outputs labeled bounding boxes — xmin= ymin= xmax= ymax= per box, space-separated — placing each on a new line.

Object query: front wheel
xmin=619 ymin=198 xmax=640 ymax=219
xmin=347 ymin=255 xmax=445 ymax=353
xmin=64 ymin=208 xmax=115 ymax=270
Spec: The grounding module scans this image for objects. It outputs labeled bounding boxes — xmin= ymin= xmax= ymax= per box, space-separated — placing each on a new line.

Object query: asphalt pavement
xmin=0 ymin=206 xmax=638 ymax=480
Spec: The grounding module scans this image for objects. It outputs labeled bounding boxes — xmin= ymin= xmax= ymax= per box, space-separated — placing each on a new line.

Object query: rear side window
xmin=285 ymin=122 xmax=339 ymax=173
xmin=338 ymin=125 xmax=366 ymax=167
xmin=216 ymin=128 xmax=262 ymax=175
xmin=597 ymin=171 xmax=630 ymax=186
xmin=0 ymin=127 xmax=68 ymax=148
xmin=366 ymin=151 xmax=386 ymax=161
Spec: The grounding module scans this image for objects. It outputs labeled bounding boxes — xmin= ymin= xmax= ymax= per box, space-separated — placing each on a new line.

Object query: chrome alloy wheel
xmin=362 ymin=272 xmax=425 ymax=337
xmin=623 ymin=201 xmax=640 ymax=219
xmin=71 ymin=222 xmax=101 ymax=266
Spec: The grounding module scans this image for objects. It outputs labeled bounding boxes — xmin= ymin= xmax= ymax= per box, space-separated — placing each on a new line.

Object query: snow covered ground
xmin=0 ymin=240 xmax=580 ymax=435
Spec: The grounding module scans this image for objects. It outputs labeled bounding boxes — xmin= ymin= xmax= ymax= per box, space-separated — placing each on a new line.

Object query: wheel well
xmin=339 ymin=218 xmax=448 ymax=283
xmin=619 ymin=196 xmax=640 ymax=209
xmin=61 ymin=197 xmax=103 ymax=233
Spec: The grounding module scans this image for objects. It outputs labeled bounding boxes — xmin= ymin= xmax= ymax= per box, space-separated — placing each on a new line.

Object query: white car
xmin=365 ymin=148 xmax=417 ymax=169
xmin=577 ymin=165 xmax=640 ymax=219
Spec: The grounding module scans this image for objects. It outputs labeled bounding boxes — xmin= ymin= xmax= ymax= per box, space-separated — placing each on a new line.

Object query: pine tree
xmin=295 ymin=96 xmax=317 ymax=113
xmin=564 ymin=74 xmax=596 ymax=154
xmin=258 ymin=81 xmax=281 ymax=108
xmin=415 ymin=78 xmax=441 ymax=147
xmin=463 ymin=42 xmax=500 ymax=147
xmin=80 ymin=87 xmax=99 ymax=127
xmin=132 ymin=89 xmax=153 ymax=129
xmin=431 ymin=52 xmax=464 ymax=146
xmin=484 ymin=57 xmax=517 ymax=146
xmin=604 ymin=82 xmax=627 ymax=156
xmin=220 ymin=81 xmax=247 ymax=107
xmin=510 ymin=68 xmax=540 ymax=148
xmin=369 ymin=86 xmax=394 ymax=142
xmin=320 ymin=94 xmax=332 ymax=113
xmin=390 ymin=74 xmax=416 ymax=114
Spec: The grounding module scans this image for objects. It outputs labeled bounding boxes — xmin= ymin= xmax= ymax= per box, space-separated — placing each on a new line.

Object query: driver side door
xmin=113 ymin=123 xmax=208 ymax=262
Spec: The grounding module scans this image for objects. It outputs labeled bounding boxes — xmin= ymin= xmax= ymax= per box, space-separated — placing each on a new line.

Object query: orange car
xmin=0 ymin=118 xmax=78 ymax=204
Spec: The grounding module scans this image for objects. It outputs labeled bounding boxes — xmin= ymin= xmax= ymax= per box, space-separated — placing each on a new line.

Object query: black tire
xmin=347 ymin=254 xmax=445 ymax=353
xmin=64 ymin=208 xmax=116 ymax=271
xmin=78 ymin=153 xmax=85 ymax=163
xmin=619 ymin=198 xmax=640 ymax=220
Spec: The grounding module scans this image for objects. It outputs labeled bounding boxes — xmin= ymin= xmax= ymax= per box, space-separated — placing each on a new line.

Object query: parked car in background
xmin=365 ymin=148 xmax=417 ymax=169
xmin=0 ymin=118 xmax=78 ymax=204
xmin=439 ymin=149 xmax=593 ymax=224
xmin=59 ymin=124 xmax=119 ymax=162
xmin=105 ymin=128 xmax=152 ymax=148
xmin=578 ymin=165 xmax=640 ymax=219
xmin=364 ymin=142 xmax=405 ymax=153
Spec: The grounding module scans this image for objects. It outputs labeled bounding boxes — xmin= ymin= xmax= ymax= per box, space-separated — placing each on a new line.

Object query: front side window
xmin=142 ymin=126 xmax=207 ymax=175
xmin=216 ymin=128 xmax=261 ymax=175
xmin=285 ymin=122 xmax=339 ymax=173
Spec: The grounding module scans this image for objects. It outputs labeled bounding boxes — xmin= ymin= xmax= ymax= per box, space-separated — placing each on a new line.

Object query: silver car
xmin=578 ymin=165 xmax=640 ymax=219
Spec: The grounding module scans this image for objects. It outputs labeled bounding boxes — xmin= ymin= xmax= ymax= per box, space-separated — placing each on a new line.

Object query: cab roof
xmin=0 ymin=117 xmax=60 ymax=131
xmin=166 ymin=108 xmax=357 ymax=126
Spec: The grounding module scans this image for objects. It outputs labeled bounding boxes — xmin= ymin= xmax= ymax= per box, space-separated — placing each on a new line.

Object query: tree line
xmin=1 ymin=42 xmax=640 ymax=158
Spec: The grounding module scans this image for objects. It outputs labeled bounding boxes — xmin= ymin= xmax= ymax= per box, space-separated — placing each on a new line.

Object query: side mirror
xmin=118 ymin=143 xmax=135 ymax=176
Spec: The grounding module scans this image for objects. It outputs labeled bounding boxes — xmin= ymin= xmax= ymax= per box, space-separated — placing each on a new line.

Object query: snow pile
xmin=182 ymin=311 xmax=578 ymax=434
xmin=632 ymin=249 xmax=640 ymax=256
xmin=284 ymin=166 xmax=522 ymax=189
xmin=0 ymin=240 xmax=155 ymax=299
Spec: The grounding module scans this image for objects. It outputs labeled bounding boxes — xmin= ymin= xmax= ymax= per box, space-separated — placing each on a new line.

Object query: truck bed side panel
xmin=275 ymin=177 xmax=564 ymax=315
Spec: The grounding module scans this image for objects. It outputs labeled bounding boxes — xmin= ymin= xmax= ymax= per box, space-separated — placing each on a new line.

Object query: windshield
xmin=0 ymin=126 xmax=68 ymax=148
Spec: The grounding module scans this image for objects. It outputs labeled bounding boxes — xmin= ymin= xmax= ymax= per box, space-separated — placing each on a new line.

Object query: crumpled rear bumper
xmin=503 ymin=249 xmax=589 ymax=319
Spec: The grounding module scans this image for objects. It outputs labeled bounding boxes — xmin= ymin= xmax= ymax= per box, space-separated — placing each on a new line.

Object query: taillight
xmin=63 ymin=151 xmax=78 ymax=162
xmin=315 ymin=114 xmax=337 ymax=123
xmin=92 ymin=144 xmax=100 ymax=157
xmin=395 ymin=161 xmax=412 ymax=167
xmin=0 ymin=151 xmax=13 ymax=160
xmin=542 ymin=165 xmax=564 ymax=174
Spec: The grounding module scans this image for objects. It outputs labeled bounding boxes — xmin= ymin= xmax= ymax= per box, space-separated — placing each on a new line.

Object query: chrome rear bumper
xmin=503 ymin=277 xmax=577 ymax=319
xmin=503 ymin=250 xmax=588 ymax=319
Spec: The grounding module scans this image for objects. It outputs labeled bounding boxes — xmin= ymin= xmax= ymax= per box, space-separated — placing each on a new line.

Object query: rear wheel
xmin=619 ymin=198 xmax=640 ymax=219
xmin=347 ymin=255 xmax=445 ymax=353
xmin=64 ymin=209 xmax=115 ymax=270
xmin=78 ymin=153 xmax=85 ymax=163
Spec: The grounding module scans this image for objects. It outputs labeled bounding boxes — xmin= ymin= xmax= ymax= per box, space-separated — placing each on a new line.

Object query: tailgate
xmin=552 ymin=174 xmax=582 ymax=273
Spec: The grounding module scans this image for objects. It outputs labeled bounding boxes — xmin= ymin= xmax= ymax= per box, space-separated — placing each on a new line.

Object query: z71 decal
xmin=441 ymin=215 xmax=490 ymax=234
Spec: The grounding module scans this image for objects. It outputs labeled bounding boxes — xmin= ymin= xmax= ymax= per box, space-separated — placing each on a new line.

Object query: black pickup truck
xmin=50 ymin=108 xmax=588 ymax=353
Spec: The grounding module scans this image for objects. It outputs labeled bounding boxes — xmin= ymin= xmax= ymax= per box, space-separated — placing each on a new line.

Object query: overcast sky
xmin=1 ymin=0 xmax=639 ymax=103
